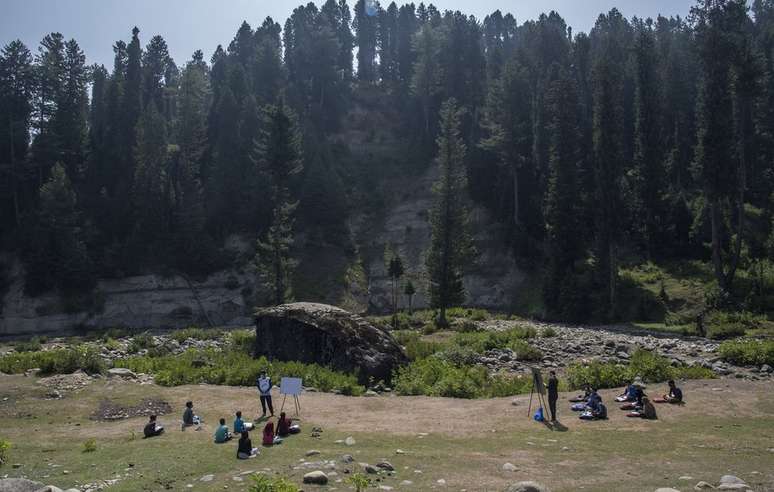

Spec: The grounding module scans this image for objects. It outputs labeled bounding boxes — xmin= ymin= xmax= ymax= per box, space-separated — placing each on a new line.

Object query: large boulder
xmin=504 ymin=482 xmax=550 ymax=492
xmin=254 ymin=303 xmax=408 ymax=382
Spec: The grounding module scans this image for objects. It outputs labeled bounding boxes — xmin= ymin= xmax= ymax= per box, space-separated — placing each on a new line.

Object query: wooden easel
xmin=280 ymin=393 xmax=301 ymax=417
xmin=527 ymin=368 xmax=549 ymax=420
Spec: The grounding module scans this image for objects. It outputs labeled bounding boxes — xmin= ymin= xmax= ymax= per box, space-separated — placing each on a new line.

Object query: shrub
xmin=104 ymin=338 xmax=121 ymax=351
xmin=14 ymin=337 xmax=42 ymax=353
xmin=228 ymin=330 xmax=256 ymax=354
xmin=127 ymin=333 xmax=154 ymax=354
xmin=452 ymin=328 xmax=537 ymax=354
xmin=566 ymin=349 xmax=715 ymax=390
xmin=718 ymin=339 xmax=774 ymax=366
xmin=541 ymin=327 xmax=557 ymax=338
xmin=114 ymin=349 xmax=365 ymax=394
xmin=346 ymin=473 xmax=370 ymax=492
xmin=455 ymin=319 xmax=482 ymax=333
xmin=0 ymin=439 xmax=9 ymax=467
xmin=704 ymin=311 xmax=763 ymax=339
xmin=394 ymin=331 xmax=444 ymax=361
xmin=169 ymin=327 xmax=223 ymax=343
xmin=434 ymin=346 xmax=479 ymax=366
xmin=393 ymin=357 xmax=532 ymax=398
xmin=511 ymin=340 xmax=543 ymax=361
xmin=82 ymin=438 xmax=97 ymax=453
xmin=250 ymin=474 xmax=300 ymax=492
xmin=446 ymin=307 xmax=490 ymax=321
xmin=0 ymin=345 xmax=106 ymax=375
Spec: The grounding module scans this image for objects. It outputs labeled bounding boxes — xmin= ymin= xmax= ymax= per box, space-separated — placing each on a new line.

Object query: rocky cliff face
xmin=352 ymin=165 xmax=525 ymax=314
xmin=0 ymin=258 xmax=257 ymax=337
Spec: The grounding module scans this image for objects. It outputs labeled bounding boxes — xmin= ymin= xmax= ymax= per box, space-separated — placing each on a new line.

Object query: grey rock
xmin=761 ymin=364 xmax=772 ymax=373
xmin=364 ymin=464 xmax=379 ymax=474
xmin=254 ymin=302 xmax=408 ymax=382
xmin=364 ymin=390 xmax=379 ymax=397
xmin=107 ymin=368 xmax=136 ymax=378
xmin=376 ymin=461 xmax=395 ymax=471
xmin=719 ymin=476 xmax=746 ymax=485
xmin=199 ymin=474 xmax=214 ymax=482
xmin=341 ymin=454 xmax=355 ymax=463
xmin=503 ymin=481 xmax=550 ymax=492
xmin=37 ymin=487 xmax=64 ymax=492
xmin=0 ymin=480 xmax=46 ymax=492
xmin=305 ymin=450 xmax=321 ymax=457
xmin=302 ymin=471 xmax=329 ymax=485
xmin=502 ymin=463 xmax=517 ymax=472
xmin=694 ymin=482 xmax=715 ymax=490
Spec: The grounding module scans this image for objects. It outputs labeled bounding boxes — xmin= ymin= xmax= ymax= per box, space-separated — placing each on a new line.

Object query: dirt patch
xmin=91 ymin=398 xmax=172 ymax=421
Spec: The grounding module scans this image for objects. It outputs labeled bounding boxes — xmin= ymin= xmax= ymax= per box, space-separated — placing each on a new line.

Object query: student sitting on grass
xmin=654 ymin=380 xmax=683 ymax=404
xmin=143 ymin=415 xmax=164 ymax=438
xmin=234 ymin=410 xmax=254 ymax=433
xmin=237 ymin=431 xmax=259 ymax=459
xmin=214 ymin=418 xmax=233 ymax=443
xmin=619 ymin=380 xmax=646 ymax=410
xmin=627 ymin=396 xmax=658 ymax=419
xmin=182 ymin=401 xmax=202 ymax=431
xmin=616 ymin=377 xmax=644 ymax=403
xmin=569 ymin=384 xmax=592 ymax=403
xmin=262 ymin=418 xmax=282 ymax=446
xmin=579 ymin=401 xmax=607 ymax=420
xmin=276 ymin=412 xmax=300 ymax=437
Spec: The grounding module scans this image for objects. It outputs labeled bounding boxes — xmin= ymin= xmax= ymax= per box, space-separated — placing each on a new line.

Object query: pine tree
xmin=384 ymin=246 xmax=404 ymax=321
xmin=252 ymin=101 xmax=303 ymax=305
xmin=403 ymin=279 xmax=416 ymax=314
xmin=0 ymin=40 xmax=35 ymax=228
xmin=543 ymin=65 xmax=586 ymax=320
xmin=132 ymin=105 xmax=169 ymax=248
xmin=354 ymin=0 xmax=378 ymax=82
xmin=411 ymin=23 xmax=442 ymax=144
xmin=426 ymin=99 xmax=474 ymax=327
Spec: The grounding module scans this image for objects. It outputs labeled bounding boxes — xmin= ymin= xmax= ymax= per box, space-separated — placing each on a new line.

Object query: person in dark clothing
xmin=181 ymin=401 xmax=201 ymax=430
xmin=257 ymin=371 xmax=274 ymax=418
xmin=547 ymin=370 xmax=559 ymax=422
xmin=143 ymin=415 xmax=164 ymax=438
xmin=237 ymin=431 xmax=258 ymax=459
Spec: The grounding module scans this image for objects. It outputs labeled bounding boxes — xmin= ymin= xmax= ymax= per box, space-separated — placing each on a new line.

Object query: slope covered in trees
xmin=1 ymin=0 xmax=773 ymax=325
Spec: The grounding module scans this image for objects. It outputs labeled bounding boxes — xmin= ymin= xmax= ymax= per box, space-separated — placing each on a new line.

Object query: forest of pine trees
xmin=1 ymin=0 xmax=774 ymax=322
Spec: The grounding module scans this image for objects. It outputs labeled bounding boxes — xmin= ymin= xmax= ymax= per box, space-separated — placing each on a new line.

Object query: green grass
xmin=169 ymin=326 xmax=224 ymax=343
xmin=0 ymin=345 xmax=106 ymax=375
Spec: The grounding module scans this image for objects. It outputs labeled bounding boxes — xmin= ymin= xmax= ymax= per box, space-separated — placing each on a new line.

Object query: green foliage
xmin=82 ymin=438 xmax=97 ymax=453
xmin=393 ymin=357 xmax=532 ymax=398
xmin=228 ymin=329 xmax=256 ymax=354
xmin=718 ymin=339 xmax=774 ymax=366
xmin=14 ymin=337 xmax=42 ymax=352
xmin=0 ymin=439 xmax=10 ymax=467
xmin=249 ymin=474 xmax=300 ymax=492
xmin=452 ymin=327 xmax=537 ymax=354
xmin=0 ymin=345 xmax=106 ymax=375
xmin=115 ymin=349 xmax=364 ymax=394
xmin=705 ymin=311 xmax=765 ymax=339
xmin=104 ymin=338 xmax=121 ymax=351
xmin=345 ymin=473 xmax=370 ymax=492
xmin=169 ymin=327 xmax=222 ymax=343
xmin=541 ymin=327 xmax=557 ymax=338
xmin=394 ymin=331 xmax=445 ymax=361
xmin=566 ymin=349 xmax=715 ymax=390
xmin=127 ymin=333 xmax=154 ymax=353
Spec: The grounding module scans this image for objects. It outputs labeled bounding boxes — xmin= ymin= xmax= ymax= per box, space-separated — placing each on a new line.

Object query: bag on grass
xmin=533 ymin=407 xmax=544 ymax=422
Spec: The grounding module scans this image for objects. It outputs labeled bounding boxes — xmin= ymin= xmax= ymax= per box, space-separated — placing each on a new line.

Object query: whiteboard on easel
xmin=280 ymin=377 xmax=303 ymax=395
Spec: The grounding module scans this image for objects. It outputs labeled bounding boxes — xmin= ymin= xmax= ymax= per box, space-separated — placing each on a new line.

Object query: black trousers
xmin=548 ymin=396 xmax=558 ymax=421
xmin=260 ymin=395 xmax=274 ymax=415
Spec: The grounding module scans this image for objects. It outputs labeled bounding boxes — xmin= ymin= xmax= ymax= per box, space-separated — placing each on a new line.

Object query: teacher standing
xmin=547 ymin=370 xmax=559 ymax=422
xmin=257 ymin=371 xmax=275 ymax=418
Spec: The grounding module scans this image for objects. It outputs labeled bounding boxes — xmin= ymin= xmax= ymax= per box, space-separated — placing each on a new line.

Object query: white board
xmin=280 ymin=377 xmax=303 ymax=395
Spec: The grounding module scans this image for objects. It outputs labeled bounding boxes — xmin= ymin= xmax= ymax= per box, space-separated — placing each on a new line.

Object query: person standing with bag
xmin=257 ymin=371 xmax=274 ymax=418
xmin=547 ymin=370 xmax=559 ymax=422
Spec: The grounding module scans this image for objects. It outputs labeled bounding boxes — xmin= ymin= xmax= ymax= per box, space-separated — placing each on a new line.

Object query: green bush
xmin=0 ymin=345 xmax=106 ymax=375
xmin=169 ymin=327 xmax=223 ymax=343
xmin=14 ymin=337 xmax=42 ymax=352
xmin=454 ymin=319 xmax=482 ymax=333
xmin=452 ymin=328 xmax=538 ymax=354
xmin=127 ymin=333 xmax=154 ymax=354
xmin=718 ymin=339 xmax=774 ymax=366
xmin=393 ymin=331 xmax=445 ymax=360
xmin=249 ymin=474 xmax=300 ymax=492
xmin=82 ymin=438 xmax=97 ymax=453
xmin=566 ymin=349 xmax=715 ymax=390
xmin=511 ymin=340 xmax=543 ymax=361
xmin=446 ymin=307 xmax=490 ymax=321
xmin=705 ymin=311 xmax=764 ymax=339
xmin=541 ymin=327 xmax=557 ymax=338
xmin=104 ymin=338 xmax=121 ymax=351
xmin=228 ymin=329 xmax=256 ymax=354
xmin=115 ymin=349 xmax=365 ymax=394
xmin=0 ymin=439 xmax=10 ymax=467
xmin=434 ymin=346 xmax=479 ymax=366
xmin=393 ymin=357 xmax=532 ymax=398
xmin=345 ymin=473 xmax=371 ymax=492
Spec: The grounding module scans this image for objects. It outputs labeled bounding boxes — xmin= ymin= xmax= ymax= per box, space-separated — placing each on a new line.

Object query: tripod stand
xmin=526 ymin=368 xmax=548 ymax=420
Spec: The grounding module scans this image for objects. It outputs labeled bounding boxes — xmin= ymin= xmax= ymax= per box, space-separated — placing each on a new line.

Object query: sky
xmin=1 ymin=0 xmax=695 ymax=68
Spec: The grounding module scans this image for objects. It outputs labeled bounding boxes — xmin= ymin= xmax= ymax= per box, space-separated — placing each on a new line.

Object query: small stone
xmin=694 ymin=482 xmax=715 ymax=490
xmin=400 ymin=480 xmax=413 ymax=486
xmin=200 ymin=474 xmax=214 ymax=482
xmin=378 ymin=486 xmax=393 ymax=491
xmin=303 ymin=471 xmax=329 ymax=485
xmin=305 ymin=450 xmax=321 ymax=457
xmin=655 ymin=488 xmax=681 ymax=492
xmin=502 ymin=463 xmax=517 ymax=472
xmin=11 ymin=463 xmax=22 ymax=469
xmin=503 ymin=481 xmax=548 ymax=492
xmin=760 ymin=364 xmax=772 ymax=373
xmin=395 ymin=449 xmax=405 ymax=454
xmin=376 ymin=461 xmax=394 ymax=471
xmin=364 ymin=464 xmax=379 ymax=474
xmin=680 ymin=476 xmax=694 ymax=480
xmin=719 ymin=476 xmax=746 ymax=486
xmin=345 ymin=436 xmax=356 ymax=446
xmin=107 ymin=368 xmax=136 ymax=378
xmin=511 ymin=399 xmax=519 ymax=406
xmin=364 ymin=390 xmax=379 ymax=397
xmin=436 ymin=479 xmax=446 ymax=485
xmin=341 ymin=454 xmax=354 ymax=463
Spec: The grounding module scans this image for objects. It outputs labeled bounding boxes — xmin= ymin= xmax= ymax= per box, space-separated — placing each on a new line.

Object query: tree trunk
xmin=709 ymin=197 xmax=727 ymax=293
xmin=608 ymin=240 xmax=617 ymax=319
xmin=512 ymin=165 xmax=520 ymax=226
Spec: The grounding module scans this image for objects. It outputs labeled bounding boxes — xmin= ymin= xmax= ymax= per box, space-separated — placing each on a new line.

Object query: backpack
xmin=533 ymin=407 xmax=544 ymax=422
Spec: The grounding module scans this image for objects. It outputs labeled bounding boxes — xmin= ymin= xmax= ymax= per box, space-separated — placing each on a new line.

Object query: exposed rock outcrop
xmin=254 ymin=302 xmax=408 ymax=382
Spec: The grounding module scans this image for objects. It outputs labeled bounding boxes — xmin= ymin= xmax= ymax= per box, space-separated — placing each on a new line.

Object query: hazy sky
xmin=2 ymin=0 xmax=695 ymax=68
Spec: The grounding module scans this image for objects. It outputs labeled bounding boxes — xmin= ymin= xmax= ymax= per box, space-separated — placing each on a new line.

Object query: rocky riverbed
xmin=473 ymin=320 xmax=773 ymax=381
